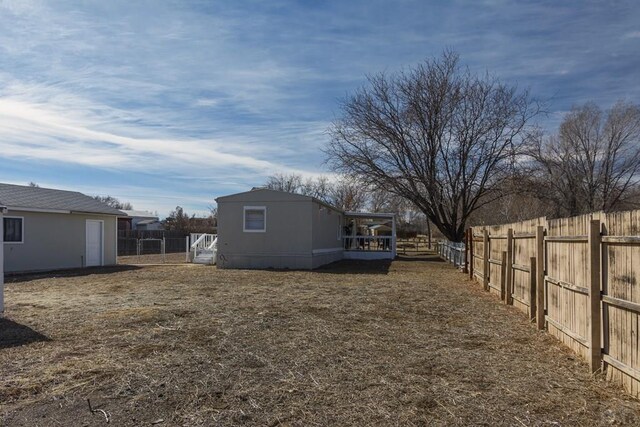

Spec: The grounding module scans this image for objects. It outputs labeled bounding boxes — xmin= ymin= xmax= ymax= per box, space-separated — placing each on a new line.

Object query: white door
xmin=86 ymin=220 xmax=103 ymax=267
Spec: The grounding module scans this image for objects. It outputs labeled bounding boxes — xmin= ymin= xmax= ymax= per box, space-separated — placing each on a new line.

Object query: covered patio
xmin=342 ymin=211 xmax=396 ymax=260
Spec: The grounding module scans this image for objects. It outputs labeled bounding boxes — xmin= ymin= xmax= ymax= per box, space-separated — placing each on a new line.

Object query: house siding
xmin=311 ymin=201 xmax=344 ymax=268
xmin=3 ymin=210 xmax=117 ymax=273
xmin=217 ymin=196 xmax=313 ymax=269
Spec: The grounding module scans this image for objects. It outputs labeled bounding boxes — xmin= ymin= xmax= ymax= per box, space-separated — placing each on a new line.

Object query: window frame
xmin=3 ymin=216 xmax=24 ymax=244
xmin=243 ymin=206 xmax=267 ymax=233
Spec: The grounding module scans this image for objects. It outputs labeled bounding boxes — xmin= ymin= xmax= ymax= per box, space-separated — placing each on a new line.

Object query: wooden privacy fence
xmin=464 ymin=210 xmax=640 ymax=399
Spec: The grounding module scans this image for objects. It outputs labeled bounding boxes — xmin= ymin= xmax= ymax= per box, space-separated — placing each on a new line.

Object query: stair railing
xmin=190 ymin=233 xmax=217 ymax=260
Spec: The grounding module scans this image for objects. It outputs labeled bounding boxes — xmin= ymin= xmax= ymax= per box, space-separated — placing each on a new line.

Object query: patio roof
xmin=344 ymin=211 xmax=395 ymax=219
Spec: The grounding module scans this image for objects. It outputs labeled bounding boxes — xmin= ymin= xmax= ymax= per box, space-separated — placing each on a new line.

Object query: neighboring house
xmin=0 ymin=183 xmax=122 ymax=274
xmin=119 ymin=210 xmax=164 ymax=231
xmin=215 ymin=188 xmax=396 ymax=270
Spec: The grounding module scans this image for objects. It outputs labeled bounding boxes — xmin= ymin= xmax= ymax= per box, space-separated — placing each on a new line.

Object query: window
xmin=4 ymin=216 xmax=24 ymax=243
xmin=337 ymin=216 xmax=342 ymax=240
xmin=243 ymin=206 xmax=266 ymax=232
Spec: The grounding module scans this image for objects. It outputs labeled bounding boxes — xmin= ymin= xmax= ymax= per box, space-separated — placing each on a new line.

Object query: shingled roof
xmin=0 ymin=183 xmax=123 ymax=216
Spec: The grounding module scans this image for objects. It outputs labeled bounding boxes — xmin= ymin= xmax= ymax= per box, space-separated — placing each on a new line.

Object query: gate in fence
xmin=118 ymin=230 xmax=188 ymax=256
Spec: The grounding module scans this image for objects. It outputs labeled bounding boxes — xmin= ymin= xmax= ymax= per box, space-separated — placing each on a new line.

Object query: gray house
xmin=215 ymin=188 xmax=396 ymax=269
xmin=1 ymin=183 xmax=122 ymax=274
xmin=119 ymin=209 xmax=163 ymax=231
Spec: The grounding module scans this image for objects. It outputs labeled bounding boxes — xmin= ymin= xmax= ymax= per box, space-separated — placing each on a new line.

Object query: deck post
xmin=391 ymin=215 xmax=397 ymax=258
xmin=588 ymin=219 xmax=602 ymax=373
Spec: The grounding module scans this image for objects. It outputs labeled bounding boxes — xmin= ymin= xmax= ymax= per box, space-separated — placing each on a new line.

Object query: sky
xmin=0 ymin=0 xmax=638 ymax=217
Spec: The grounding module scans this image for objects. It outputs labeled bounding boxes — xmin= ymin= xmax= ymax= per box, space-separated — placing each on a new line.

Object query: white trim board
xmin=312 ymin=247 xmax=344 ymax=255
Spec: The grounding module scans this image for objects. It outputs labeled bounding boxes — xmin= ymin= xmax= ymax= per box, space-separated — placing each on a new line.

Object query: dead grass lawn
xmin=1 ymin=254 xmax=639 ymax=426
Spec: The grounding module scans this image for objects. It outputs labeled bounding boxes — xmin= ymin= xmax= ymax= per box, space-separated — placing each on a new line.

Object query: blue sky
xmin=0 ymin=0 xmax=638 ymax=217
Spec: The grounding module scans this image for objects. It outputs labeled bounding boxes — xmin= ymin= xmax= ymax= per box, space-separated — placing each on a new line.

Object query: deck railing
xmin=343 ymin=235 xmax=393 ymax=251
xmin=190 ymin=233 xmax=217 ymax=260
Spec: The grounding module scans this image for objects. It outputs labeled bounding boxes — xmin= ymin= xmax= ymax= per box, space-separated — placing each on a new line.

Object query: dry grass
xmin=117 ymin=252 xmax=188 ymax=265
xmin=1 ymin=253 xmax=639 ymax=426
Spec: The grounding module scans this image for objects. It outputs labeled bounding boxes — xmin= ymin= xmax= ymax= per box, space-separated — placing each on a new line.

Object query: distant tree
xmin=164 ymin=206 xmax=216 ymax=233
xmin=300 ymin=176 xmax=331 ymax=203
xmin=164 ymin=206 xmax=191 ymax=232
xmin=93 ymin=195 xmax=133 ymax=210
xmin=265 ymin=173 xmax=335 ymax=204
xmin=207 ymin=205 xmax=218 ymax=228
xmin=525 ymin=101 xmax=640 ymax=216
xmin=265 ymin=173 xmax=304 ymax=194
xmin=28 ymin=182 xmax=39 ymax=187
xmin=325 ymin=50 xmax=539 ymax=241
xmin=328 ymin=177 xmax=369 ymax=211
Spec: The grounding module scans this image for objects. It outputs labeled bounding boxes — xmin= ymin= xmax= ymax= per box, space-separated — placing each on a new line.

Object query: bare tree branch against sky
xmin=0 ymin=1 xmax=637 ymax=216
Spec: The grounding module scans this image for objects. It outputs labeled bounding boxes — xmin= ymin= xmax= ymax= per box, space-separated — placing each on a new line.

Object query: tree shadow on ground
xmin=314 ymin=259 xmax=393 ymax=275
xmin=5 ymin=265 xmax=143 ymax=284
xmin=396 ymin=253 xmax=446 ymax=262
xmin=0 ymin=318 xmax=51 ymax=349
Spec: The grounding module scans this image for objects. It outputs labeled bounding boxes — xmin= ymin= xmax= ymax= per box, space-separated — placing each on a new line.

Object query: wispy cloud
xmin=0 ymin=0 xmax=638 ymax=215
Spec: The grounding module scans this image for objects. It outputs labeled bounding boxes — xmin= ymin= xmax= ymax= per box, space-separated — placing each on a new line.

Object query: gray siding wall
xmin=3 ymin=210 xmax=117 ymax=273
xmin=311 ymin=202 xmax=343 ymax=250
xmin=310 ymin=201 xmax=343 ymax=268
xmin=217 ymin=199 xmax=313 ymax=269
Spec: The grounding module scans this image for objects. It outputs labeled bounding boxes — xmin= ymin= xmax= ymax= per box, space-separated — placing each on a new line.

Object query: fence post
xmin=463 ymin=230 xmax=469 ymax=274
xmin=482 ymin=229 xmax=489 ymax=291
xmin=588 ymin=219 xmax=602 ymax=373
xmin=535 ymin=226 xmax=545 ymax=330
xmin=185 ymin=236 xmax=190 ymax=262
xmin=469 ymin=227 xmax=474 ymax=280
xmin=500 ymin=251 xmax=507 ymax=301
xmin=505 ymin=229 xmax=514 ymax=305
xmin=529 ymin=256 xmax=537 ymax=321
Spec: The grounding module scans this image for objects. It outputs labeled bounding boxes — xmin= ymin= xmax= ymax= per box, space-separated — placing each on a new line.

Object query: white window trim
xmin=243 ymin=206 xmax=267 ymax=233
xmin=3 ymin=216 xmax=24 ymax=244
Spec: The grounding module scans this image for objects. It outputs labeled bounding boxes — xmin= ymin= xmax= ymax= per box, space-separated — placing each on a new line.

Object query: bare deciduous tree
xmin=525 ymin=101 xmax=640 ymax=216
xmin=328 ymin=177 xmax=368 ymax=211
xmin=265 ymin=173 xmax=304 ymax=194
xmin=325 ymin=50 xmax=539 ymax=241
xmin=93 ymin=195 xmax=133 ymax=210
xmin=264 ymin=172 xmax=368 ymax=210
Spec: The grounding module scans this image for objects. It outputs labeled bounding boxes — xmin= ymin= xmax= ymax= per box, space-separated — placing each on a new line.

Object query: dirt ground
xmin=1 ymin=254 xmax=639 ymax=426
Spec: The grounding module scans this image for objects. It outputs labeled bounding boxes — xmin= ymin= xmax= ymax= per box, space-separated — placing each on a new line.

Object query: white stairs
xmin=190 ymin=233 xmax=217 ymax=265
xmin=193 ymin=249 xmax=216 ymax=264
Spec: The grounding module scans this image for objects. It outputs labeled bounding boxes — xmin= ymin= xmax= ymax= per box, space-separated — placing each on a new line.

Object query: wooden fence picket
xmin=443 ymin=210 xmax=640 ymax=399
